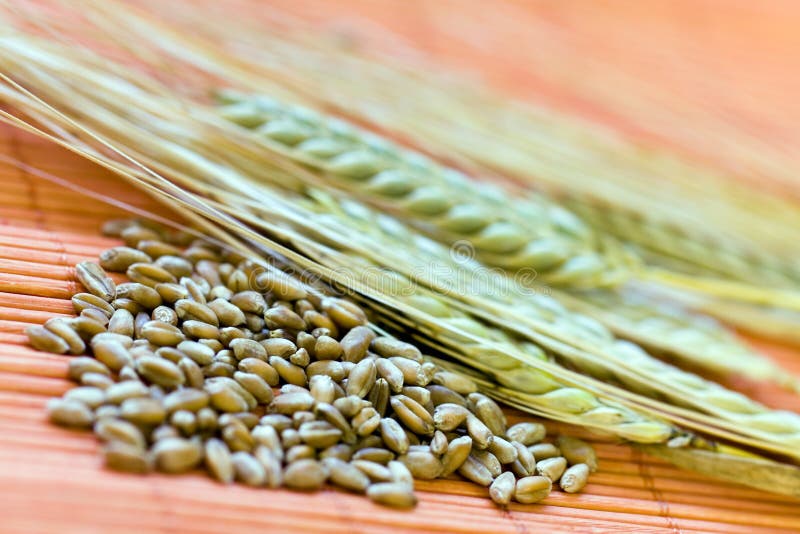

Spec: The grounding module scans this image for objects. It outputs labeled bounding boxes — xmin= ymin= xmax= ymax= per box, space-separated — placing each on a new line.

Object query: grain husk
xmin=232 ymin=451 xmax=266 ymax=486
xmin=44 ymin=318 xmax=86 ymax=355
xmin=515 ymin=475 xmax=552 ymax=504
xmin=507 ymin=422 xmax=547 ymax=446
xmin=489 ymin=471 xmax=516 ymax=506
xmin=556 ymin=435 xmax=598 ymax=472
xmin=324 ymin=457 xmax=370 ymax=493
xmin=26 ymin=325 xmax=70 ymax=354
xmin=47 ymin=398 xmax=94 ymax=428
xmin=559 ymin=463 xmax=590 ymax=493
xmin=366 ymin=482 xmax=417 ymax=508
xmin=283 ymin=459 xmax=328 ymax=491
xmin=151 ymin=437 xmax=203 ymax=473
xmin=457 ymin=455 xmax=494 ymax=486
xmin=528 ymin=443 xmax=561 ymax=461
xmin=536 ymin=456 xmax=568 ymax=482
xmin=103 ymin=441 xmax=151 ymax=473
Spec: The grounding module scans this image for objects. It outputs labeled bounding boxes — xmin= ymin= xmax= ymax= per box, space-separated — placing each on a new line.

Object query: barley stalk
xmin=179 ymin=178 xmax=800 ymax=452
xmin=567 ymin=198 xmax=800 ymax=291
xmin=667 ymin=295 xmax=800 ymax=348
xmin=217 ymin=92 xmax=639 ymax=289
xmin=555 ymin=287 xmax=799 ymax=389
xmin=0 ymin=63 xmax=679 ymax=449
xmin=56 ymin=0 xmax=800 ymax=311
xmin=185 ymin=5 xmax=800 ymax=256
xmin=4 ymin=33 xmax=800 ymax=492
xmin=213 ymin=92 xmax=800 ymax=385
xmin=111 ymin=3 xmax=800 ymax=316
xmin=9 ymin=2 xmax=795 ymax=371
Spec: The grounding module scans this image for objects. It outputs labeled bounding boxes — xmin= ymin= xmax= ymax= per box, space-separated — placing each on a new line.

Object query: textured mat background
xmin=1 ymin=1 xmax=800 ymax=532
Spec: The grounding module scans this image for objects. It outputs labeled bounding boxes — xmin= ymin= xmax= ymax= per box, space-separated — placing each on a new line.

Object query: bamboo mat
xmin=2 ymin=2 xmax=800 ymax=533
xmin=2 ymin=129 xmax=800 ymax=534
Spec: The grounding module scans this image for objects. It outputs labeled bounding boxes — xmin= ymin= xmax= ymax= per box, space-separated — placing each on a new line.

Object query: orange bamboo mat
xmin=2 ymin=135 xmax=800 ymax=534
xmin=2 ymin=1 xmax=800 ymax=532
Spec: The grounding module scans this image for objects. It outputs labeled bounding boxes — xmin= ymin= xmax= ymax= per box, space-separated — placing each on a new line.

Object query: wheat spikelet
xmin=3 ymin=25 xmax=800 ymax=493
xmin=213 ymin=92 xmax=635 ymax=289
xmin=21 ymin=0 xmax=800 ymax=352
xmin=99 ymin=0 xmax=800 ymax=315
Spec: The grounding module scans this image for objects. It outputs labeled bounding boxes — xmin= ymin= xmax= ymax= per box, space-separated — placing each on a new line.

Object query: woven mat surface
xmin=2 ymin=1 xmax=800 ymax=533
